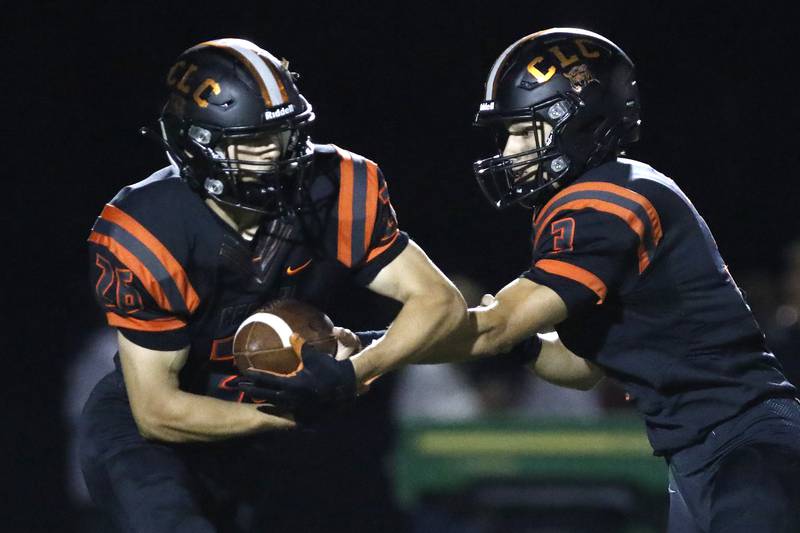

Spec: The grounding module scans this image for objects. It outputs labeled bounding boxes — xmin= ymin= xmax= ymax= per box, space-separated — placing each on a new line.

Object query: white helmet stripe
xmin=485 ymin=34 xmax=537 ymax=101
xmin=208 ymin=38 xmax=287 ymax=107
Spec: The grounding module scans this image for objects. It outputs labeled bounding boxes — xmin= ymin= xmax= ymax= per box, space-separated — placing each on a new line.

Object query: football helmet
xmin=473 ymin=28 xmax=641 ymax=209
xmin=158 ymin=38 xmax=315 ymax=215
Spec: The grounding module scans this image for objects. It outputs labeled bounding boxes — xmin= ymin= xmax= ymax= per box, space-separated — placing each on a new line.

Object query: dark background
xmin=8 ymin=1 xmax=799 ymax=530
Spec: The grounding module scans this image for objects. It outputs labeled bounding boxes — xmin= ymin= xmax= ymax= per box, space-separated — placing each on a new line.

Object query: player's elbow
xmin=132 ymin=411 xmax=169 ymax=442
xmin=131 ymin=408 xmax=163 ymax=441
xmin=574 ymin=362 xmax=605 ymax=391
xmin=134 ymin=418 xmax=163 ymax=441
xmin=423 ymin=283 xmax=468 ymax=334
xmin=130 ymin=398 xmax=185 ymax=442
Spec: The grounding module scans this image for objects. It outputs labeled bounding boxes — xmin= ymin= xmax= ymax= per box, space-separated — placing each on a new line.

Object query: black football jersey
xmin=523 ymin=158 xmax=795 ymax=454
xmin=88 ymin=144 xmax=408 ymax=400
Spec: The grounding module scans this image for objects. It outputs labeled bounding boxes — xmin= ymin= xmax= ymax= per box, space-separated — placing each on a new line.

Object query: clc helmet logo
xmin=166 ymin=61 xmax=221 ymax=109
xmin=525 ymin=39 xmax=602 ymax=84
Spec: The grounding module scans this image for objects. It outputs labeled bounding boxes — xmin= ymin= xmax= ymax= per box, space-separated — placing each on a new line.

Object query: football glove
xmin=237 ymin=333 xmax=357 ymax=420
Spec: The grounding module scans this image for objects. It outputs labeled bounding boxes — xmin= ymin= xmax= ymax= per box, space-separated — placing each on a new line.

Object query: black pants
xmin=79 ymin=371 xmax=282 ymax=532
xmin=666 ymin=397 xmax=800 ymax=533
xmin=79 ymin=370 xmax=400 ymax=533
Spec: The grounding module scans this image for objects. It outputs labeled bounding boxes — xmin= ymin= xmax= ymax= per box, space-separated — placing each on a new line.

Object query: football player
xmin=79 ymin=38 xmax=466 ymax=532
xmin=260 ymin=29 xmax=800 ymax=532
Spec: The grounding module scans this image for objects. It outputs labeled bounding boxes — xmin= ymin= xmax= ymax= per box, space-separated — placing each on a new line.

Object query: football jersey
xmin=523 ymin=158 xmax=795 ymax=454
xmin=88 ymin=144 xmax=408 ymax=400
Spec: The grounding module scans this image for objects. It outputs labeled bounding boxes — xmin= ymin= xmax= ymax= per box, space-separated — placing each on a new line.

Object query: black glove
xmin=237 ymin=334 xmax=357 ymax=420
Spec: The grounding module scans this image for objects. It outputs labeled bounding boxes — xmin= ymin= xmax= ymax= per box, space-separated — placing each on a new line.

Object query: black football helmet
xmin=157 ymin=38 xmax=315 ymax=215
xmin=473 ymin=28 xmax=641 ymax=209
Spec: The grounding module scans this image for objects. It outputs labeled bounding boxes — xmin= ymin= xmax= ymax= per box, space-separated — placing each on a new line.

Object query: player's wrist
xmin=350 ymin=351 xmax=381 ymax=392
xmin=355 ymin=329 xmax=386 ymax=348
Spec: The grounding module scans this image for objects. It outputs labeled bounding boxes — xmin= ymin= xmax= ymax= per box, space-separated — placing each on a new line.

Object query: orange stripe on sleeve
xmin=365 ymin=231 xmax=399 ymax=262
xmin=363 ymin=160 xmax=379 ymax=251
xmin=89 ymin=231 xmax=176 ymax=313
xmin=535 ymin=258 xmax=608 ymax=304
xmin=99 ymin=204 xmax=200 ymax=313
xmin=106 ymin=312 xmax=187 ymax=332
xmin=335 ymin=148 xmax=354 ymax=266
xmin=538 ymin=182 xmax=663 ymax=243
xmin=535 ymin=199 xmax=652 ymax=272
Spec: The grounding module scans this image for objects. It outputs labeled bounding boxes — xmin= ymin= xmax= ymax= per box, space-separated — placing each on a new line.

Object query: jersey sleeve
xmin=330 ymin=147 xmax=409 ymax=285
xmin=522 ymin=183 xmax=663 ymax=315
xmin=87 ymin=203 xmax=200 ymax=350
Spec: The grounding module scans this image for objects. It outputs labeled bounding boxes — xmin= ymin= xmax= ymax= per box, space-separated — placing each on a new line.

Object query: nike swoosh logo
xmin=286 ymin=259 xmax=312 ymax=276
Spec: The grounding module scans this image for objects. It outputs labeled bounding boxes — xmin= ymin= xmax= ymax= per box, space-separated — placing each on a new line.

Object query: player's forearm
xmin=532 ymin=335 xmax=604 ymax=390
xmin=134 ymin=390 xmax=294 ymax=443
xmin=350 ymin=291 xmax=467 ymax=383
xmin=430 ymin=280 xmax=569 ymax=361
xmin=413 ymin=305 xmax=519 ymax=364
xmin=468 ymin=305 xmax=522 ymax=355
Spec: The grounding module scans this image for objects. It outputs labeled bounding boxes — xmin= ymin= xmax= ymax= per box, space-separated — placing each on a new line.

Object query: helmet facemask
xmin=473 ymin=95 xmax=578 ymax=210
xmin=169 ymin=119 xmax=315 ymax=217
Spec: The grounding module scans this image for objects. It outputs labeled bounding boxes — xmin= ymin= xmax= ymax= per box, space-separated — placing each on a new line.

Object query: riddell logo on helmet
xmin=264 ymin=104 xmax=295 ymax=120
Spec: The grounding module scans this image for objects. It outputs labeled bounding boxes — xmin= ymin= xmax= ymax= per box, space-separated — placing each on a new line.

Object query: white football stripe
xmin=235 ymin=312 xmax=293 ymax=348
xmin=214 ymin=38 xmax=286 ymax=106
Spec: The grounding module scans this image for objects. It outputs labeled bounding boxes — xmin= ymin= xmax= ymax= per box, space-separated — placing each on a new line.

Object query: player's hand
xmin=237 ymin=333 xmax=357 ymax=420
xmin=333 ymin=326 xmax=362 ymax=361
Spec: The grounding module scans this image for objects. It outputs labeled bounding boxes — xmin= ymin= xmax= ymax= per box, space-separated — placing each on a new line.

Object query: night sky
xmin=9 ymin=2 xmax=800 ymax=530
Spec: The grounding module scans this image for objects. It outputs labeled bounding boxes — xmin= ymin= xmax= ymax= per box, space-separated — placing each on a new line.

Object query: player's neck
xmin=205 ymin=198 xmax=263 ymax=241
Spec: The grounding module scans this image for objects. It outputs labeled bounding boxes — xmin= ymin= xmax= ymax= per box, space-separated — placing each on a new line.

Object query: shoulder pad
xmin=111 ymin=166 xmax=188 ymax=206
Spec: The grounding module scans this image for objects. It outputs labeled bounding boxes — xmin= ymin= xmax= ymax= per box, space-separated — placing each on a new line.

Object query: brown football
xmin=232 ymin=299 xmax=338 ymax=376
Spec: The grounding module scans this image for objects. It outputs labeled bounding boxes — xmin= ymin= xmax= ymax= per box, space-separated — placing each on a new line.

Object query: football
xmin=233 ymin=299 xmax=338 ymax=376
